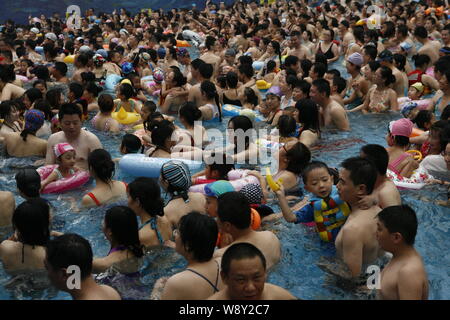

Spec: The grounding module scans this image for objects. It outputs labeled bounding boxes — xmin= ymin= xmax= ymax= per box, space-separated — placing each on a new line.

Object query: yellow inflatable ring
xmin=63 ymin=55 xmax=75 ymax=64
xmin=133 ymin=123 xmax=144 ymax=130
xmin=406 ymin=150 xmax=422 ymax=161
xmin=112 ymin=107 xmax=141 ymax=125
xmin=266 ymin=167 xmax=282 ymax=192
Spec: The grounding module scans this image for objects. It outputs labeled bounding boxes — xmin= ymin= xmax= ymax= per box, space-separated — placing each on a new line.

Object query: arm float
xmin=265 ymin=167 xmax=282 ymax=192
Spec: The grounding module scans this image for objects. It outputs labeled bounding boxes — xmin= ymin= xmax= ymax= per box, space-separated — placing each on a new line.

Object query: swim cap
xmin=96 ymin=49 xmax=108 ymax=59
xmin=176 ymin=48 xmax=189 ymax=57
xmin=377 ymin=49 xmax=394 ymax=62
xmin=93 ymin=53 xmax=105 ymax=67
xmin=410 ymin=82 xmax=424 ymax=93
xmin=401 ymin=102 xmax=418 ymax=118
xmin=120 ymin=79 xmax=132 ymax=86
xmin=225 ymin=48 xmax=237 ymax=56
xmin=121 ymin=62 xmax=134 ymax=74
xmin=30 ymin=27 xmax=40 ymax=34
xmin=45 ymin=32 xmax=57 ymax=42
xmin=140 ymin=52 xmax=151 ymax=61
xmin=161 ymin=160 xmax=192 ymax=191
xmin=24 ymin=109 xmax=45 ymax=132
xmin=79 ymin=45 xmax=92 ymax=54
xmin=239 ymin=183 xmax=264 ymax=205
xmin=266 ymin=85 xmax=282 ymax=98
xmin=157 ymin=47 xmax=166 ymax=58
xmin=347 ymin=52 xmax=364 ymax=66
xmin=153 ymin=69 xmax=164 ymax=83
xmin=389 ymin=118 xmax=413 ymax=137
xmin=54 ymin=142 xmax=75 ymax=158
xmin=204 ymin=180 xmax=234 ymax=198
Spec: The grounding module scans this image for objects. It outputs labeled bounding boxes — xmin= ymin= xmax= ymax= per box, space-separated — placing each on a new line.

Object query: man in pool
xmin=376 ymin=205 xmax=429 ymax=300
xmin=208 ymin=243 xmax=296 ymax=300
xmin=334 ymin=157 xmax=383 ymax=278
xmin=45 ymin=233 xmax=121 ymax=300
xmin=46 ymin=103 xmax=102 ymax=171
xmin=310 ymin=78 xmax=350 ymax=131
xmin=213 ymin=192 xmax=281 ymax=270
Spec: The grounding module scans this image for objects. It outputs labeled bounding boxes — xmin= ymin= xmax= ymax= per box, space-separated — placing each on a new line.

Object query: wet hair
xmin=441 ymin=105 xmax=450 ymax=121
xmin=221 ymin=243 xmax=266 ymax=276
xmin=340 ymin=157 xmax=377 ymax=195
xmin=190 ymin=58 xmax=204 ymax=71
xmin=128 ymin=177 xmax=164 ymax=217
xmin=412 ymin=54 xmax=430 ymax=69
xmin=46 ymin=233 xmax=93 ymax=280
xmin=377 ymin=205 xmax=418 ymax=246
xmin=266 ymin=60 xmax=276 ymax=74
xmin=13 ymin=198 xmax=50 ymax=247
xmin=238 ymin=55 xmax=253 ymax=67
xmin=201 ymin=80 xmax=221 ymax=121
xmin=121 ymin=133 xmax=142 ymax=153
xmin=149 ymin=119 xmax=175 ymax=148
xmin=434 ymin=57 xmax=450 ymax=75
xmin=382 ymin=21 xmax=396 ymax=38
xmin=397 ymin=24 xmax=409 ymax=38
xmin=142 ymin=100 xmax=157 ymax=114
xmin=294 ymin=79 xmax=311 ymax=97
xmin=368 ymin=60 xmax=380 ymax=72
xmin=244 ymin=87 xmax=258 ymax=107
xmin=98 ymin=93 xmax=114 ymax=113
xmin=393 ymin=54 xmax=406 ymax=72
xmin=225 ymin=71 xmax=238 ymax=89
xmin=205 ymin=152 xmax=235 ymax=180
xmin=296 ymin=99 xmax=320 ymax=134
xmin=360 ymin=144 xmax=389 ymax=175
xmin=301 ymin=161 xmax=336 ymax=185
xmin=87 ymin=149 xmax=115 ymax=184
xmin=312 ymin=62 xmax=327 ymax=78
xmin=104 ymin=206 xmax=144 ymax=258
xmin=85 ymin=81 xmax=102 ymax=98
xmin=238 ymin=63 xmax=254 ymax=79
xmin=284 ymin=55 xmax=299 ymax=69
xmin=278 ymin=115 xmax=297 ymax=137
xmin=326 ymin=69 xmax=341 ymax=78
xmin=76 ymin=53 xmax=89 ymax=67
xmin=15 ymin=168 xmax=41 ymax=198
xmin=379 ymin=66 xmax=396 ymax=86
xmin=169 ymin=68 xmax=187 ymax=87
xmin=119 ymin=83 xmax=134 ymax=100
xmin=24 ymin=88 xmax=43 ymax=105
xmin=0 ymin=100 xmax=17 ymax=120
xmin=179 ymin=101 xmax=202 ymax=126
xmin=413 ymin=110 xmax=433 ymax=130
xmin=0 ymin=64 xmax=15 ymax=83
xmin=364 ymin=45 xmax=378 ymax=61
xmin=34 ymin=99 xmax=53 ymax=121
xmin=31 ymin=65 xmax=50 ymax=81
xmin=312 ymin=78 xmax=331 ymax=97
xmin=284 ymin=141 xmax=311 ymax=175
xmin=46 ymin=88 xmax=62 ymax=110
xmin=59 ymin=102 xmax=82 ymax=121
xmin=228 ymin=115 xmax=253 ymax=151
xmin=414 ymin=26 xmax=428 ymax=39
xmin=217 ymin=192 xmax=251 ymax=229
xmin=198 ymin=62 xmax=214 ymax=79
xmin=68 ymin=82 xmax=83 ymax=100
xmin=332 ymin=76 xmax=347 ymax=94
xmin=178 ymin=211 xmax=218 ymax=262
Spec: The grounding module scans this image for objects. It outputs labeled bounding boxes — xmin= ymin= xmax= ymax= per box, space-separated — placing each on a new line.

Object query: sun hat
xmin=389 ymin=118 xmax=413 ymax=137
xmin=347 ymin=52 xmax=364 ymax=66
xmin=204 ymin=180 xmax=234 ymax=198
xmin=54 ymin=142 xmax=75 ymax=158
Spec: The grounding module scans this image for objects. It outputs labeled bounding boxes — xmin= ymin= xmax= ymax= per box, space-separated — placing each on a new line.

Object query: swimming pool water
xmin=0 ymin=56 xmax=448 ymax=300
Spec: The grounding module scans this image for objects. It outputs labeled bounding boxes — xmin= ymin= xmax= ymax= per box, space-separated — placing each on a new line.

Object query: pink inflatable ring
xmin=37 ymin=165 xmax=90 ymax=194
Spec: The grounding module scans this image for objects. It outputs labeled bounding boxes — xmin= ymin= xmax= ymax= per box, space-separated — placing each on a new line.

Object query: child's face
xmin=408 ymin=87 xmax=421 ymax=100
xmin=304 ymin=167 xmax=333 ymax=198
xmin=140 ymin=106 xmax=151 ymax=121
xmin=60 ymin=151 xmax=76 ymax=168
xmin=205 ymin=196 xmax=218 ymax=217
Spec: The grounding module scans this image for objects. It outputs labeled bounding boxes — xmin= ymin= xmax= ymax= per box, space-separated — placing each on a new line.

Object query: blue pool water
xmin=0 ymin=56 xmax=448 ymax=300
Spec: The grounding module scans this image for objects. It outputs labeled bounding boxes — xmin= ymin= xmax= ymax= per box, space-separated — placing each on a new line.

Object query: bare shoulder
xmin=47 ymin=131 xmax=64 ymax=144
xmin=0 ymin=191 xmax=14 ymax=203
xmin=265 ymin=283 xmax=297 ymax=300
xmin=100 ymin=284 xmax=121 ymax=300
xmin=207 ymin=290 xmax=227 ymax=300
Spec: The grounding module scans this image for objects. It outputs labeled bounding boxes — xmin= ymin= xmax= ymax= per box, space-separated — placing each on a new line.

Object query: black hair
xmin=296 ymin=99 xmax=320 ymax=134
xmin=314 ymin=55 xmax=328 ymax=70
xmin=284 ymin=55 xmax=299 ymax=69
xmin=98 ymin=93 xmax=114 ymax=113
xmin=179 ymin=101 xmax=202 ymax=126
xmin=221 ymin=242 xmax=266 ymax=276
xmin=340 ymin=157 xmax=377 ymax=195
xmin=178 ymin=211 xmax=218 ymax=262
xmin=379 ymin=66 xmax=396 ymax=86
xmin=326 ymin=69 xmax=341 ymax=78
xmin=218 ymin=192 xmax=251 ymax=229
xmin=198 ymin=62 xmax=214 ymax=79
xmin=414 ymin=26 xmax=428 ymax=39
xmin=225 ymin=71 xmax=238 ymax=89
xmin=312 ymin=78 xmax=330 ymax=97
xmin=68 ymin=82 xmax=83 ymax=100
xmin=278 ymin=115 xmax=297 ymax=137
xmin=441 ymin=105 xmax=450 ymax=121
xmin=142 ymin=100 xmax=157 ymax=114
xmin=205 ymin=152 xmax=235 ymax=180
xmin=46 ymin=233 xmax=93 ymax=280
xmin=85 ymin=81 xmax=102 ymax=98
xmin=284 ymin=141 xmax=312 ymax=175
xmin=238 ymin=63 xmax=254 ymax=79
xmin=169 ymin=68 xmax=187 ymax=87
xmin=377 ymin=205 xmax=418 ymax=246
xmin=301 ymin=161 xmax=335 ymax=185
xmin=364 ymin=45 xmax=378 ymax=61
xmin=34 ymin=99 xmax=53 ymax=121
xmin=15 ymin=168 xmax=41 ymax=198
xmin=25 ymin=87 xmax=43 ymax=105
xmin=238 ymin=55 xmax=253 ymax=67
xmin=368 ymin=60 xmax=380 ymax=72
xmin=397 ymin=24 xmax=408 ymax=38
xmin=0 ymin=100 xmax=18 ymax=121
xmin=413 ymin=110 xmax=433 ymax=131
xmin=46 ymin=88 xmax=62 ymax=110
xmin=201 ymin=80 xmax=221 ymax=121
xmin=76 ymin=53 xmax=89 ymax=67
xmin=149 ymin=119 xmax=175 ymax=149
xmin=13 ymin=198 xmax=50 ymax=247
xmin=190 ymin=58 xmax=205 ymax=70
xmin=88 ymin=149 xmax=115 ymax=185
xmin=228 ymin=115 xmax=253 ymax=152
xmin=58 ymin=102 xmax=82 ymax=121
xmin=434 ymin=56 xmax=450 ymax=75
xmin=332 ymin=76 xmax=347 ymax=94
xmin=128 ymin=177 xmax=164 ymax=217
xmin=360 ymin=144 xmax=389 ymax=175
xmin=104 ymin=206 xmax=144 ymax=258
xmin=265 ymin=60 xmax=276 ymax=74
xmin=121 ymin=133 xmax=142 ymax=153
xmin=393 ymin=54 xmax=406 ymax=72
xmin=119 ymin=83 xmax=134 ymax=100
xmin=244 ymin=87 xmax=258 ymax=107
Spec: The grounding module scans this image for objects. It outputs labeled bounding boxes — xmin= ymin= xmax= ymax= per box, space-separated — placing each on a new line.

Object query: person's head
xmin=0 ymin=100 xmax=20 ymax=122
xmin=87 ymin=149 xmax=115 ymax=184
xmin=83 ymin=82 xmax=102 ymax=100
xmin=175 ymin=211 xmax=218 ymax=262
xmin=13 ymin=198 xmax=50 ymax=246
xmin=15 ymin=169 xmax=41 ymax=199
xmin=386 ymin=118 xmax=413 ymax=147
xmin=376 ymin=205 xmax=418 ymax=251
xmin=408 ymin=82 xmax=424 ymax=100
xmin=58 ymin=103 xmax=82 ymax=138
xmin=331 ymin=76 xmax=347 ymax=95
xmin=179 ymin=101 xmax=202 ymax=127
xmin=97 ymin=93 xmax=114 ymax=114
xmin=309 ymin=62 xmax=326 ymax=80
xmin=160 ymin=160 xmax=192 ymax=201
xmin=243 ymin=87 xmax=258 ymax=107
xmin=227 ymin=115 xmax=254 ymax=151
xmin=413 ymin=110 xmax=434 ymax=131
xmin=310 ymin=78 xmax=330 ymax=105
xmin=139 ymin=101 xmax=157 ymax=122
xmin=292 ymin=79 xmax=310 ymax=101
xmin=224 ymin=48 xmax=236 ymax=65
xmin=302 ymin=161 xmax=334 ymax=198
xmin=237 ymin=63 xmax=254 ymax=81
xmin=148 ymin=120 xmax=176 ymax=150
xmin=166 ymin=68 xmax=187 ymax=87
xmin=68 ymin=82 xmax=84 ymax=103
xmin=414 ymin=26 xmax=428 ymax=42
xmin=277 ymin=140 xmax=311 ymax=175
xmin=439 ymin=69 xmax=450 ymax=92
xmin=325 ymin=69 xmax=341 ymax=82
xmin=217 ymin=191 xmax=251 ymax=233
xmin=52 ymin=62 xmax=68 ymax=78
xmin=54 ymin=142 xmax=76 ymax=169
xmin=103 ymin=206 xmax=144 ymax=258
xmin=21 ymin=109 xmax=45 ymax=141
xmin=360 ymin=144 xmax=389 ymax=176
xmin=117 ymin=83 xmax=134 ymax=101
xmin=412 ymin=54 xmax=431 ymax=71
xmin=127 ymin=177 xmax=164 ymax=217
xmin=277 ymin=115 xmax=297 ymax=138
xmin=346 ymin=53 xmax=364 ymax=73
xmin=337 ymin=157 xmax=377 ymax=203
xmin=120 ymin=133 xmax=142 ymax=154
xmin=204 ymin=179 xmax=234 ymax=217
xmin=239 ymin=183 xmax=265 ymax=206
xmin=220 ymin=243 xmax=267 ymax=300
xmin=45 ymin=234 xmax=93 ymax=291
xmin=374 ymin=66 xmax=396 ymax=87
xmin=23 ymin=87 xmax=42 ymax=109
xmin=363 ymin=45 xmax=378 ymax=64
xmin=295 ymin=98 xmax=320 ymax=133
xmin=265 ymin=86 xmax=282 ymax=109
xmin=198 ymin=62 xmax=214 ymax=80
xmin=284 ymin=55 xmax=299 ymax=72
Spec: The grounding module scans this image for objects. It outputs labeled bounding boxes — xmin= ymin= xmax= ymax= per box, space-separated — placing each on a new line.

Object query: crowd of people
xmin=0 ymin=0 xmax=449 ymax=300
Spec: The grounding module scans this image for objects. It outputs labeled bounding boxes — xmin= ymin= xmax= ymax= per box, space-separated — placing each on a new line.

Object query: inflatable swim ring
xmin=119 ymin=154 xmax=203 ymax=178
xmin=63 ymin=55 xmax=75 ymax=64
xmin=406 ymin=150 xmax=423 ymax=161
xmin=181 ymin=30 xmax=203 ymax=47
xmin=176 ymin=40 xmax=191 ymax=47
xmin=105 ymin=74 xmax=123 ymax=91
xmin=189 ymin=169 xmax=261 ymax=194
xmin=16 ymin=75 xmax=33 ymax=83
xmin=256 ymin=138 xmax=284 ymax=151
xmin=386 ymin=168 xmax=430 ymax=190
xmin=37 ymin=165 xmax=90 ymax=194
xmin=112 ymin=107 xmax=141 ymax=125
xmin=222 ymin=104 xmax=265 ymax=122
xmin=35 ymin=46 xmax=44 ymax=54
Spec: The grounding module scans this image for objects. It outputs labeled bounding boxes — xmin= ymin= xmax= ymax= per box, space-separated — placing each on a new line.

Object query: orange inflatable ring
xmin=410 ymin=127 xmax=425 ymax=138
xmin=176 ymin=40 xmax=191 ymax=47
xmin=406 ymin=150 xmax=423 ymax=161
xmin=103 ymin=44 xmax=109 ymax=50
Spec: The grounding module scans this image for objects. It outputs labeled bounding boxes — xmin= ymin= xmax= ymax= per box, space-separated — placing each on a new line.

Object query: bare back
xmin=164 ymin=193 xmax=206 ymax=228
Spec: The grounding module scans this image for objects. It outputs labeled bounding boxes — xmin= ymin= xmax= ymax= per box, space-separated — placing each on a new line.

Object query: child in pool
xmin=40 ymin=143 xmax=80 ymax=191
xmin=274 ymin=161 xmax=350 ymax=243
xmin=191 ymin=152 xmax=235 ymax=185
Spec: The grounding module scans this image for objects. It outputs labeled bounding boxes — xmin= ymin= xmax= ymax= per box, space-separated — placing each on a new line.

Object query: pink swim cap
xmin=54 ymin=143 xmax=75 ymax=158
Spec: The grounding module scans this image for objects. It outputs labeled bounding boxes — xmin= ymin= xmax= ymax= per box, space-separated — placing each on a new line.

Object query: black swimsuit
xmin=318 ymin=43 xmax=335 ymax=60
xmin=185 ymin=260 xmax=220 ymax=293
xmin=223 ymin=92 xmax=242 ymax=106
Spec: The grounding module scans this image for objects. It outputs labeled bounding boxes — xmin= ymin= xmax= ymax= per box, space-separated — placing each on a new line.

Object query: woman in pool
xmin=83 ymin=82 xmax=102 ymax=112
xmin=199 ymin=80 xmax=222 ymax=121
xmin=160 ymin=160 xmax=206 ymax=228
xmin=146 ymin=120 xmax=177 ymax=158
xmin=221 ymin=71 xmax=242 ymax=107
xmin=81 ymin=149 xmax=128 ymax=207
xmin=0 ymin=198 xmax=50 ymax=273
xmin=0 ymin=64 xmax=25 ymax=101
xmin=0 ymin=101 xmax=22 ymax=138
xmin=91 ymin=94 xmax=120 ymax=133
xmin=159 ymin=68 xmax=188 ymax=114
xmin=296 ymin=98 xmax=321 ymax=148
xmin=242 ymin=87 xmax=259 ymax=110
xmin=127 ymin=177 xmax=172 ymax=248
xmin=158 ymin=212 xmax=223 ymax=300
xmin=178 ymin=102 xmax=208 ymax=148
xmin=114 ymin=83 xmax=140 ymax=113
xmin=429 ymin=69 xmax=450 ymax=119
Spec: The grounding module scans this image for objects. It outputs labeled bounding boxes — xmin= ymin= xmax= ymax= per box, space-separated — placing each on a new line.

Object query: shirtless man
xmin=335 ymin=157 xmax=383 ymax=278
xmin=188 ymin=61 xmax=214 ymax=107
xmin=376 ymin=205 xmax=429 ymax=300
xmin=343 ymin=53 xmax=369 ymax=106
xmin=200 ymin=36 xmax=222 ymax=77
xmin=0 ymin=191 xmax=14 ymax=227
xmin=213 ymin=192 xmax=281 ymax=270
xmin=414 ymin=26 xmax=441 ymax=64
xmin=209 ymin=243 xmax=296 ymax=300
xmin=338 ymin=21 xmax=355 ymax=57
xmin=377 ymin=50 xmax=407 ymax=97
xmin=283 ymin=31 xmax=308 ymax=61
xmin=310 ymin=79 xmax=350 ymax=131
xmin=359 ymin=144 xmax=401 ymax=209
xmin=237 ymin=63 xmax=262 ymax=104
xmin=46 ymin=234 xmax=121 ymax=300
xmin=71 ymin=53 xmax=91 ymax=84
xmin=46 ymin=103 xmax=102 ymax=171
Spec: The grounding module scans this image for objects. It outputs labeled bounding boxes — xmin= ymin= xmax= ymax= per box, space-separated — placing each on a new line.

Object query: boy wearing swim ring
xmin=40 ymin=143 xmax=79 ymax=191
xmin=274 ymin=161 xmax=350 ymax=243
